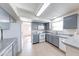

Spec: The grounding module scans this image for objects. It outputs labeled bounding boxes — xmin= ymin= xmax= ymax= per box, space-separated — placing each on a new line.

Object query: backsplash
xmin=63 ymin=29 xmax=76 ymax=34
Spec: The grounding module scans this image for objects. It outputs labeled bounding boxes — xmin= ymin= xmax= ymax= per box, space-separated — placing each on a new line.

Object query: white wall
xmin=21 ymin=22 xmax=31 ymax=37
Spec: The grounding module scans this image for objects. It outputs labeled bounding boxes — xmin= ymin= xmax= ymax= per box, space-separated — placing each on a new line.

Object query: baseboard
xmin=16 ymin=50 xmax=22 ymax=56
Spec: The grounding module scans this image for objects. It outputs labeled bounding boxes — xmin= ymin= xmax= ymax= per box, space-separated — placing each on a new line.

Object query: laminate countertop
xmin=45 ymin=33 xmax=70 ymax=39
xmin=62 ymin=36 xmax=79 ymax=49
xmin=46 ymin=32 xmax=79 ymax=49
xmin=0 ymin=38 xmax=16 ymax=55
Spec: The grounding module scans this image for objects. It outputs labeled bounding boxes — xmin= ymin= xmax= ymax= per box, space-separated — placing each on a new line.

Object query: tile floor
xmin=18 ymin=36 xmax=65 ymax=56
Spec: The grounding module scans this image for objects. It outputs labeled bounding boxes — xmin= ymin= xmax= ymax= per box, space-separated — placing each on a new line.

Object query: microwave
xmin=38 ymin=24 xmax=44 ymax=30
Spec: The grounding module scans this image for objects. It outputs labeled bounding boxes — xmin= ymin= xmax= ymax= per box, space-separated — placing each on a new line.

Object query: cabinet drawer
xmin=52 ymin=36 xmax=59 ymax=47
xmin=59 ymin=38 xmax=66 ymax=52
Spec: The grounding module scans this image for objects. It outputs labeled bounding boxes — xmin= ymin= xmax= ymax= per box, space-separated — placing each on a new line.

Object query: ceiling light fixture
xmin=36 ymin=3 xmax=50 ymax=16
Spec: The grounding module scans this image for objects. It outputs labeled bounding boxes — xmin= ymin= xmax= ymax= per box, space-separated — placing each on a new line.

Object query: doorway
xmin=21 ymin=22 xmax=32 ymax=49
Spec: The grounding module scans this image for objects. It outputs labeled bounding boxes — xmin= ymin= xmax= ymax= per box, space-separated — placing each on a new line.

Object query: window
xmin=52 ymin=17 xmax=63 ymax=31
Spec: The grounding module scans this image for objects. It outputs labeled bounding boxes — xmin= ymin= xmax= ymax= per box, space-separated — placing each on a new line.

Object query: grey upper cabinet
xmin=32 ymin=23 xmax=38 ymax=30
xmin=44 ymin=23 xmax=49 ymax=30
xmin=63 ymin=14 xmax=77 ymax=29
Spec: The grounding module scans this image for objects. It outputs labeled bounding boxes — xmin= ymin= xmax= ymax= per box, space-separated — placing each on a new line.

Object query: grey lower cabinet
xmin=48 ymin=34 xmax=52 ymax=44
xmin=45 ymin=33 xmax=47 ymax=41
xmin=46 ymin=34 xmax=59 ymax=48
xmin=52 ymin=36 xmax=59 ymax=47
xmin=46 ymin=34 xmax=51 ymax=43
xmin=33 ymin=33 xmax=39 ymax=44
xmin=31 ymin=23 xmax=38 ymax=30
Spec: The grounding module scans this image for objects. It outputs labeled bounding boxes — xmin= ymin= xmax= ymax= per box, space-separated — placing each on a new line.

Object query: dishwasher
xmin=59 ymin=37 xmax=66 ymax=52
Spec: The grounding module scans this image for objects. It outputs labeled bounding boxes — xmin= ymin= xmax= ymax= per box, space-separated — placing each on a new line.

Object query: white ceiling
xmin=5 ymin=3 xmax=79 ymax=22
xmin=40 ymin=3 xmax=79 ymax=19
xmin=12 ymin=3 xmax=43 ymax=15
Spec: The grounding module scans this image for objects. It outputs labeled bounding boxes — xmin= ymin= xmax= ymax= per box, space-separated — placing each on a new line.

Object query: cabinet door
xmin=46 ymin=34 xmax=53 ymax=43
xmin=59 ymin=38 xmax=66 ymax=52
xmin=46 ymin=34 xmax=49 ymax=42
xmin=3 ymin=46 xmax=12 ymax=56
xmin=46 ymin=34 xmax=52 ymax=43
xmin=49 ymin=35 xmax=52 ymax=43
xmin=51 ymin=35 xmax=54 ymax=44
xmin=45 ymin=34 xmax=47 ymax=41
xmin=53 ymin=36 xmax=59 ymax=47
xmin=33 ymin=34 xmax=39 ymax=43
xmin=32 ymin=23 xmax=38 ymax=30
xmin=47 ymin=34 xmax=50 ymax=42
xmin=63 ymin=14 xmax=77 ymax=29
xmin=45 ymin=23 xmax=49 ymax=30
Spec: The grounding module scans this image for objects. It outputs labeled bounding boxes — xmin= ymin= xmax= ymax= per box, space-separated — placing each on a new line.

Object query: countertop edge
xmin=62 ymin=41 xmax=79 ymax=49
